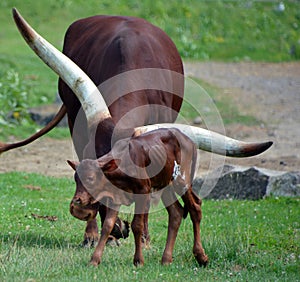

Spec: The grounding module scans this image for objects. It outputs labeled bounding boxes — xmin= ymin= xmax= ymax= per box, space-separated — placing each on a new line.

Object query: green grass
xmin=0 ymin=172 xmax=299 ymax=281
xmin=179 ymin=77 xmax=259 ymax=126
xmin=0 ymin=3 xmax=299 ymax=280
xmin=3 ymin=0 xmax=299 ymax=63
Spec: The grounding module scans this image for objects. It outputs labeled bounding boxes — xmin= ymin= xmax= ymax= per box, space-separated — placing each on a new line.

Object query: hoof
xmin=90 ymin=254 xmax=101 ymax=266
xmin=89 ymin=260 xmax=100 ymax=267
xmin=133 ymin=258 xmax=144 ymax=267
xmin=106 ymin=235 xmax=120 ymax=247
xmin=82 ymin=237 xmax=98 ymax=248
xmin=161 ymin=255 xmax=173 ymax=265
xmin=111 ymin=219 xmax=130 ymax=239
xmin=141 ymin=234 xmax=151 ymax=249
xmin=195 ymin=254 xmax=209 ymax=267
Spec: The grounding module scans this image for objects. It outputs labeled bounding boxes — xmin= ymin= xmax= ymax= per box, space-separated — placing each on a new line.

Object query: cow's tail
xmin=0 ymin=104 xmax=67 ymax=155
xmin=134 ymin=123 xmax=273 ymax=158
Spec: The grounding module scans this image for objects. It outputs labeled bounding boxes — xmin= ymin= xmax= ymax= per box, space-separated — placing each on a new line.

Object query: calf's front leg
xmin=90 ymin=206 xmax=119 ymax=266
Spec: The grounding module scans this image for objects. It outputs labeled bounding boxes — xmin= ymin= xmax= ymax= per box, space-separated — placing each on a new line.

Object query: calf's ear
xmin=67 ymin=160 xmax=80 ymax=171
xmin=98 ymin=159 xmax=121 ymax=173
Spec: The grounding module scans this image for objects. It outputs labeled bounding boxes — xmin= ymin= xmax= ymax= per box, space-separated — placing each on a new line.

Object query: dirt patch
xmin=185 ymin=62 xmax=300 ymax=173
xmin=0 ymin=62 xmax=299 ymax=177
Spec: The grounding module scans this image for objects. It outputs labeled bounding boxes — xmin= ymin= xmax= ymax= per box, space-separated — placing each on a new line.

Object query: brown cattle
xmin=2 ymin=9 xmax=272 ymax=254
xmin=7 ymin=9 xmax=185 ymax=246
xmin=68 ymin=128 xmax=208 ymax=267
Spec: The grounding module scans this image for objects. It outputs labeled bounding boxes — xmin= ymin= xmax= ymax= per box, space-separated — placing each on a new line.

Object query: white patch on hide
xmin=172 ymin=161 xmax=181 ymax=180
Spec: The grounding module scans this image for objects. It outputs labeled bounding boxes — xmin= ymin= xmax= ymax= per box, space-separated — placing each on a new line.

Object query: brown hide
xmin=69 ymin=128 xmax=208 ymax=267
xmin=59 ymin=15 xmax=184 ymax=245
xmin=59 ymin=15 xmax=184 ymax=159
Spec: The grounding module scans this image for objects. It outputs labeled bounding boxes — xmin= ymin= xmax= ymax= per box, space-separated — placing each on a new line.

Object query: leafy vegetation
xmin=0 ymin=69 xmax=31 ymax=125
xmin=0 ymin=172 xmax=299 ymax=281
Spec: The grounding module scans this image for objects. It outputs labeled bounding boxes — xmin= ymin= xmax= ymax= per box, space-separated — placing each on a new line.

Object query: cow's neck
xmin=82 ymin=118 xmax=135 ymax=160
xmin=83 ymin=118 xmax=115 ymax=159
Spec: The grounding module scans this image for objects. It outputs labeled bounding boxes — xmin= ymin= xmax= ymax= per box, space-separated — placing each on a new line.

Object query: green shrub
xmin=0 ymin=69 xmax=31 ymax=125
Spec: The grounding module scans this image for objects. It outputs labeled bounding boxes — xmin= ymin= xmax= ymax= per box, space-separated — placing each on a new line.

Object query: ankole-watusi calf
xmin=68 ymin=128 xmax=208 ymax=267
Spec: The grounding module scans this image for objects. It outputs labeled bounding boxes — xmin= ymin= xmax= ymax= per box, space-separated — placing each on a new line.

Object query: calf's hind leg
xmin=161 ymin=189 xmax=184 ymax=265
xmin=181 ymin=188 xmax=208 ymax=266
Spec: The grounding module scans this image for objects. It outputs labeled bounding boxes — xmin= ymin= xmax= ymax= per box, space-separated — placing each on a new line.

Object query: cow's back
xmin=59 ymin=15 xmax=184 ymax=129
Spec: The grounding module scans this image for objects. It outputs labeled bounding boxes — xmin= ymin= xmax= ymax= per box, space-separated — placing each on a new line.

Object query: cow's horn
xmin=134 ymin=124 xmax=273 ymax=157
xmin=12 ymin=8 xmax=111 ymax=128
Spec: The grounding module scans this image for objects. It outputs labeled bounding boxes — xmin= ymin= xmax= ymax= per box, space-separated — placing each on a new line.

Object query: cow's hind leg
xmin=161 ymin=188 xmax=184 ymax=265
xmin=181 ymin=188 xmax=208 ymax=266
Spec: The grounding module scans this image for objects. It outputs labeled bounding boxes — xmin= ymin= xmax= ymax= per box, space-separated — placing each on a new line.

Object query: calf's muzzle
xmin=70 ymin=199 xmax=99 ymax=221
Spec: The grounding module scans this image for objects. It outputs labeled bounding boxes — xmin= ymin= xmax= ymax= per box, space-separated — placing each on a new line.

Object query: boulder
xmin=29 ymin=103 xmax=67 ymax=127
xmin=193 ymin=165 xmax=300 ymax=200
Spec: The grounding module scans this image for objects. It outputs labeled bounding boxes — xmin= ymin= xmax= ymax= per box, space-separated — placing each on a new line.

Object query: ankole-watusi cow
xmin=1 ymin=9 xmax=272 ymax=249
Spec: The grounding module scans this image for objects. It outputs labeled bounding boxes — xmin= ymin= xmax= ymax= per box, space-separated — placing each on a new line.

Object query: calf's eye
xmin=86 ymin=176 xmax=95 ymax=183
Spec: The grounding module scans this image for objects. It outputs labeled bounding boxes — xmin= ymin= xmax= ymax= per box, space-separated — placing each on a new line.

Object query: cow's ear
xmin=98 ymin=159 xmax=120 ymax=173
xmin=67 ymin=160 xmax=79 ymax=171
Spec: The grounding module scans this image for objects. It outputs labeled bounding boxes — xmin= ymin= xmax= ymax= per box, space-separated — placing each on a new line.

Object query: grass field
xmin=1 ymin=2 xmax=300 ymax=281
xmin=0 ymin=172 xmax=299 ymax=281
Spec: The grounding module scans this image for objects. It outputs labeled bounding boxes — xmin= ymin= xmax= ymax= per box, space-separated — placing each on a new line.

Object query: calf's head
xmin=68 ymin=158 xmax=120 ymax=220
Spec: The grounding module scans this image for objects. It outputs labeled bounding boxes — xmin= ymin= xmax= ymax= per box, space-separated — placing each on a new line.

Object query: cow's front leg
xmin=83 ymin=218 xmax=99 ymax=247
xmin=90 ymin=206 xmax=119 ymax=266
xmin=142 ymin=201 xmax=150 ymax=248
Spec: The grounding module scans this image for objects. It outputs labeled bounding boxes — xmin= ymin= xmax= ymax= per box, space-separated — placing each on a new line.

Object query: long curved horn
xmin=12 ymin=8 xmax=111 ymax=128
xmin=134 ymin=124 xmax=273 ymax=157
xmin=0 ymin=105 xmax=66 ymax=155
xmin=12 ymin=9 xmax=272 ymax=158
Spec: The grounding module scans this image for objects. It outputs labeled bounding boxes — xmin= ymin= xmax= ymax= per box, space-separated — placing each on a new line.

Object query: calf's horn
xmin=12 ymin=8 xmax=111 ymax=128
xmin=134 ymin=124 xmax=273 ymax=157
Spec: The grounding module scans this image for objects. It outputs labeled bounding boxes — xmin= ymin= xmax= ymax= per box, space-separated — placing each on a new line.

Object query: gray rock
xmin=193 ymin=116 xmax=203 ymax=125
xmin=193 ymin=165 xmax=300 ymax=200
xmin=267 ymin=171 xmax=300 ymax=197
xmin=29 ymin=103 xmax=67 ymax=127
